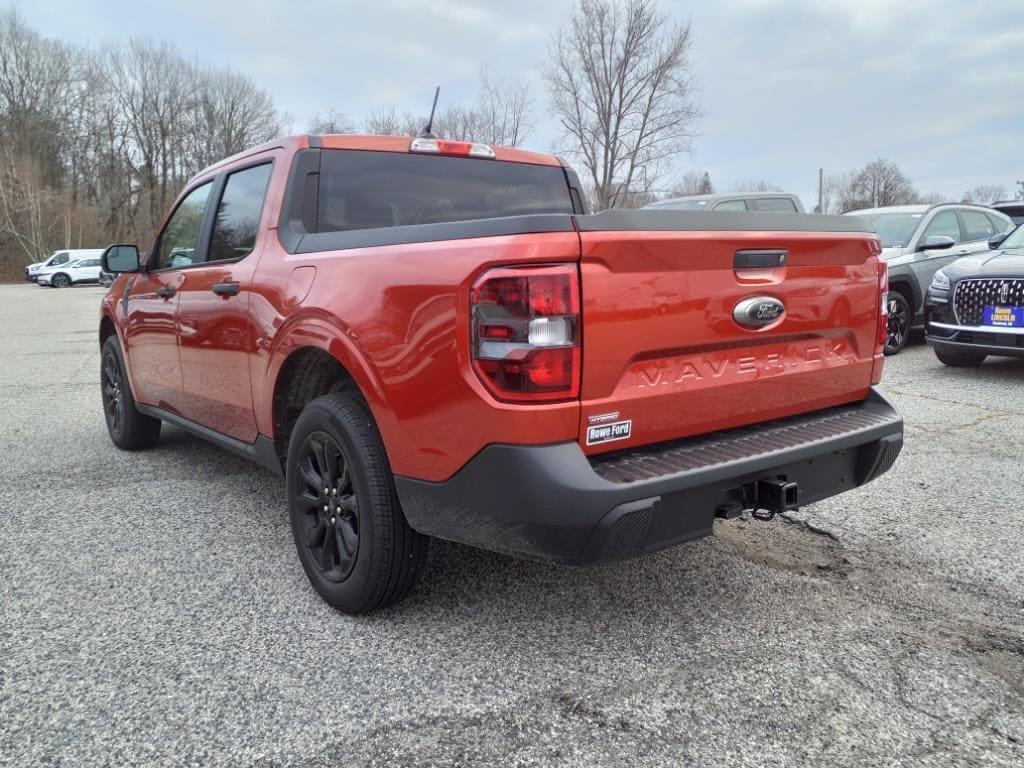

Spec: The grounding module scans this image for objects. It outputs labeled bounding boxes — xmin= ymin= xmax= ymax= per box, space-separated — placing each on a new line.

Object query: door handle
xmin=155 ymin=286 xmax=176 ymax=299
xmin=211 ymin=281 xmax=240 ymax=297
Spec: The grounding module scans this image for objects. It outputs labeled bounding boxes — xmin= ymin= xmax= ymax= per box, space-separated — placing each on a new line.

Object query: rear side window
xmin=712 ymin=200 xmax=747 ymax=212
xmin=986 ymin=212 xmax=1014 ymax=234
xmin=77 ymin=259 xmax=100 ymax=268
xmin=754 ymin=197 xmax=797 ymax=212
xmin=209 ymin=163 xmax=273 ymax=262
xmin=959 ymin=210 xmax=994 ymax=242
xmin=316 ymin=150 xmax=573 ymax=233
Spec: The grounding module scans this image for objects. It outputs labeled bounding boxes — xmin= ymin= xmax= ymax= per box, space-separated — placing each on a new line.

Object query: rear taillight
xmin=470 ymin=264 xmax=580 ymax=402
xmin=876 ymin=259 xmax=889 ymax=350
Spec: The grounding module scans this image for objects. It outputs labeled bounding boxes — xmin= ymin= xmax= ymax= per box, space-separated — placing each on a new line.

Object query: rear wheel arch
xmin=271 ymin=345 xmax=386 ymax=471
xmin=99 ymin=314 xmax=117 ymax=348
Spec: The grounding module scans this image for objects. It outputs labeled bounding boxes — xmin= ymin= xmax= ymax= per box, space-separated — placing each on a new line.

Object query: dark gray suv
xmin=845 ymin=203 xmax=1015 ymax=354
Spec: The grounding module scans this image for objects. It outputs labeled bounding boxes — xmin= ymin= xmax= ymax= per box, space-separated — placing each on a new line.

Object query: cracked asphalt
xmin=1 ymin=282 xmax=1022 ymax=767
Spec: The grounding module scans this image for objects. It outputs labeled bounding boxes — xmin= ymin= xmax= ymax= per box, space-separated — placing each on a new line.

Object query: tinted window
xmin=753 ymin=197 xmax=797 ymax=212
xmin=156 ymin=182 xmax=213 ymax=269
xmin=316 ymin=150 xmax=573 ymax=232
xmin=959 ymin=210 xmax=994 ymax=242
xmin=986 ymin=212 xmax=1013 ymax=234
xmin=922 ymin=211 xmax=961 ymax=243
xmin=77 ymin=259 xmax=100 ymax=268
xmin=713 ymin=200 xmax=748 ymax=212
xmin=51 ymin=252 xmax=70 ymax=265
xmin=209 ymin=164 xmax=273 ymax=262
xmin=858 ymin=212 xmax=923 ymax=248
xmin=652 ymin=200 xmax=707 ymax=210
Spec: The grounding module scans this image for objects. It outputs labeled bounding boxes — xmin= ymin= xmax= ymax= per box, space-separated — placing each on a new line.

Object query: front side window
xmin=316 ymin=150 xmax=573 ymax=233
xmin=156 ymin=182 xmax=213 ymax=270
xmin=859 ymin=213 xmax=922 ymax=248
xmin=654 ymin=200 xmax=707 ymax=210
xmin=51 ymin=252 xmax=70 ymax=265
xmin=959 ymin=210 xmax=994 ymax=242
xmin=713 ymin=200 xmax=748 ymax=212
xmin=208 ymin=164 xmax=273 ymax=262
xmin=921 ymin=211 xmax=961 ymax=243
xmin=77 ymin=259 xmax=100 ymax=268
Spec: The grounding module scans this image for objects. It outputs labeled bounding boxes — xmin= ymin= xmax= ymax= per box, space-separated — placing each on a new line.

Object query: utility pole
xmin=817 ymin=168 xmax=824 ymax=214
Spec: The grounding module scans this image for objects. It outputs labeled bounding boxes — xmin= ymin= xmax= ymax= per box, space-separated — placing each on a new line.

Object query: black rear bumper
xmin=395 ymin=387 xmax=903 ymax=565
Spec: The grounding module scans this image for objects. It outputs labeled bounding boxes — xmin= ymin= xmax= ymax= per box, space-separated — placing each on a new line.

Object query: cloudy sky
xmin=22 ymin=0 xmax=1024 ymax=206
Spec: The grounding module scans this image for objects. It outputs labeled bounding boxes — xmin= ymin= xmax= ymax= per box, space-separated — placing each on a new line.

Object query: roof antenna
xmin=418 ymin=86 xmax=440 ymax=139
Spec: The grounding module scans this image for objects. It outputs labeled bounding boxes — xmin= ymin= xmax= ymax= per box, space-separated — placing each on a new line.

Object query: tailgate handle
xmin=735 ymin=249 xmax=787 ymax=269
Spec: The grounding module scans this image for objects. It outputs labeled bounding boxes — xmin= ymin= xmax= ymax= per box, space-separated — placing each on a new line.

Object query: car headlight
xmin=930 ymin=270 xmax=950 ymax=290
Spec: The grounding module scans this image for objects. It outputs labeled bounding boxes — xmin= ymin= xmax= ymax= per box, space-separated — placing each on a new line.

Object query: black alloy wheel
xmin=52 ymin=273 xmax=70 ymax=288
xmin=295 ymin=432 xmax=360 ymax=582
xmin=885 ymin=293 xmax=911 ymax=355
xmin=101 ymin=349 xmax=124 ymax=437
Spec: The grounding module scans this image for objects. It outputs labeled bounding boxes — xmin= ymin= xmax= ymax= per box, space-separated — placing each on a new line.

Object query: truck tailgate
xmin=576 ymin=211 xmax=882 ymax=454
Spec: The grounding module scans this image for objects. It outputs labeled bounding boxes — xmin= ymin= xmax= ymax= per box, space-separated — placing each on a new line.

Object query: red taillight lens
xmin=876 ymin=259 xmax=889 ymax=350
xmin=471 ymin=264 xmax=580 ymax=402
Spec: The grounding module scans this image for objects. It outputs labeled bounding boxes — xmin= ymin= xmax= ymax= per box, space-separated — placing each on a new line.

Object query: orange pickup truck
xmin=98 ymin=134 xmax=902 ymax=613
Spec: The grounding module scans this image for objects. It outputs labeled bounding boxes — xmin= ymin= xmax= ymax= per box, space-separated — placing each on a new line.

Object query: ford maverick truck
xmin=99 ymin=134 xmax=903 ymax=613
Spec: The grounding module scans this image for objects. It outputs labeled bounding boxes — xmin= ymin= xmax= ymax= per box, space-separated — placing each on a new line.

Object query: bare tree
xmin=308 ymin=108 xmax=355 ymax=135
xmin=818 ymin=171 xmax=851 ymax=214
xmin=544 ymin=0 xmax=699 ymax=210
xmin=664 ymin=169 xmax=708 ymax=198
xmin=0 ymin=9 xmax=289 ymax=276
xmin=962 ymin=184 xmax=1007 ymax=205
xmin=840 ymin=159 xmax=917 ymax=212
xmin=364 ymin=106 xmax=420 ymax=136
xmin=730 ymin=179 xmax=782 ymax=193
xmin=917 ymin=192 xmax=948 ymax=205
xmin=472 ymin=72 xmax=533 ymax=146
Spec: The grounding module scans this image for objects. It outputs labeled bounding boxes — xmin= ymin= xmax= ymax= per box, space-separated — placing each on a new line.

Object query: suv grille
xmin=954 ymin=279 xmax=1024 ymax=326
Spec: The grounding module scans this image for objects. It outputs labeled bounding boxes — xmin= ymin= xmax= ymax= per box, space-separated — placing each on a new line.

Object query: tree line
xmin=0 ymin=7 xmax=292 ymax=275
xmin=1 ymin=0 xmax=1016 ymax=277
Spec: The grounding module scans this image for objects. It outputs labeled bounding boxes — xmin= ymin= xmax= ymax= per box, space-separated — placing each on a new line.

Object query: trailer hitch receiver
xmin=750 ymin=479 xmax=800 ymax=520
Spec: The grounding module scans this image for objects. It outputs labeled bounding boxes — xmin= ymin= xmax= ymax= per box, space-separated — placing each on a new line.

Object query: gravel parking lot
xmin=1 ymin=282 xmax=1022 ymax=767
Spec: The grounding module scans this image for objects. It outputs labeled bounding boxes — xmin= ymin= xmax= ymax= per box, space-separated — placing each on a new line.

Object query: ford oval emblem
xmin=733 ymin=296 xmax=785 ymax=328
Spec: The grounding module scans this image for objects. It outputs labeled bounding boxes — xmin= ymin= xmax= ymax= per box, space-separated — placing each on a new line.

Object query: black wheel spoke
xmin=299 ymin=457 xmax=322 ymax=493
xmin=337 ymin=516 xmax=358 ymax=554
xmin=337 ymin=495 xmax=357 ymax=514
xmin=320 ymin=525 xmax=338 ymax=571
xmin=306 ymin=519 xmax=327 ymax=548
xmin=297 ymin=491 xmax=321 ymax=511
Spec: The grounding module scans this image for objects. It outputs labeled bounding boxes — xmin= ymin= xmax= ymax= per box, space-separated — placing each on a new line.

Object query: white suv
xmin=36 ymin=257 xmax=104 ymax=288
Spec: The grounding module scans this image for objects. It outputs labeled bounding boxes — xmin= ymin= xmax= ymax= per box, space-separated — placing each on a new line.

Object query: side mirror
xmin=919 ymin=235 xmax=956 ymax=251
xmin=988 ymin=233 xmax=1008 ymax=250
xmin=102 ymin=244 xmax=141 ymax=274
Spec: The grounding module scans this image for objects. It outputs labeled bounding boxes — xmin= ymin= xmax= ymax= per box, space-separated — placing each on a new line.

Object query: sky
xmin=18 ymin=0 xmax=1024 ymax=208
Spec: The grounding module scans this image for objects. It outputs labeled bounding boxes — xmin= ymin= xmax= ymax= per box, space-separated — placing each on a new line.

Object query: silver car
xmin=845 ymin=203 xmax=1015 ymax=354
xmin=36 ymin=256 xmax=105 ymax=287
xmin=645 ymin=191 xmax=805 ymax=213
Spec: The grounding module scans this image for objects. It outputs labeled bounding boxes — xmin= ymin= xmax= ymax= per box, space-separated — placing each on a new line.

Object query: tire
xmin=934 ymin=346 xmax=986 ymax=368
xmin=884 ymin=292 xmax=911 ymax=355
xmin=100 ymin=336 xmax=162 ymax=450
xmin=51 ymin=273 xmax=70 ymax=288
xmin=286 ymin=392 xmax=427 ymax=614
